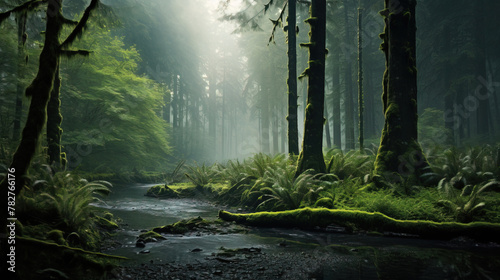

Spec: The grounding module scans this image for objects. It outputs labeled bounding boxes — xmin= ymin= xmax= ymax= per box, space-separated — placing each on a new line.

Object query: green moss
xmin=145 ymin=184 xmax=179 ymax=198
xmin=47 ymin=229 xmax=67 ymax=245
xmin=219 ymin=207 xmax=500 ymax=242
xmin=314 ymin=197 xmax=334 ymax=209
xmin=138 ymin=230 xmax=167 ymax=242
xmin=95 ymin=216 xmax=119 ymax=231
xmin=152 ymin=216 xmax=209 ymax=234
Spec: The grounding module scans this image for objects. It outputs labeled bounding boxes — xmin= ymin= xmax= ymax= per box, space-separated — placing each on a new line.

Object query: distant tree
xmin=342 ymin=0 xmax=355 ymax=150
xmin=295 ymin=0 xmax=327 ymax=176
xmin=374 ymin=0 xmax=428 ymax=180
xmin=357 ymin=3 xmax=364 ymax=151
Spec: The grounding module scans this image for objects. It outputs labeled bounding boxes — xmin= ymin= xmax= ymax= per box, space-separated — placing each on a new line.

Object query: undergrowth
xmin=180 ymin=145 xmax=500 ymax=224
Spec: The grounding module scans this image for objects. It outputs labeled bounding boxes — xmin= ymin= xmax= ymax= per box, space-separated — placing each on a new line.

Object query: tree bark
xmin=2 ymin=0 xmax=63 ymax=195
xmin=287 ymin=0 xmax=299 ymax=156
xmin=295 ymin=0 xmax=327 ymax=176
xmin=47 ymin=63 xmax=65 ymax=169
xmin=374 ymin=0 xmax=428 ymax=181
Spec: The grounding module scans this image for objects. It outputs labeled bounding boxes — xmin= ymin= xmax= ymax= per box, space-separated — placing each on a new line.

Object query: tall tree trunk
xmin=261 ymin=86 xmax=270 ymax=154
xmin=163 ymin=86 xmax=171 ymax=123
xmin=343 ymin=0 xmax=355 ymax=150
xmin=2 ymin=0 xmax=63 ymax=195
xmin=295 ymin=0 xmax=327 ymax=176
xmin=1 ymin=0 xmax=99 ymax=229
xmin=13 ymin=9 xmax=27 ymax=141
xmin=47 ymin=64 xmax=65 ymax=168
xmin=287 ymin=0 xmax=299 ymax=156
xmin=272 ymin=106 xmax=279 ymax=154
xmin=324 ymin=104 xmax=332 ymax=148
xmin=172 ymin=73 xmax=178 ymax=128
xmin=374 ymin=0 xmax=428 ymax=180
xmin=357 ymin=5 xmax=364 ymax=152
xmin=178 ymin=76 xmax=184 ymax=150
xmin=332 ymin=51 xmax=342 ymax=148
xmin=208 ymin=60 xmax=217 ymax=156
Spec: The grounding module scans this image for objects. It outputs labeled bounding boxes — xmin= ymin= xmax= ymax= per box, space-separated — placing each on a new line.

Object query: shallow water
xmin=98 ymin=183 xmax=500 ymax=279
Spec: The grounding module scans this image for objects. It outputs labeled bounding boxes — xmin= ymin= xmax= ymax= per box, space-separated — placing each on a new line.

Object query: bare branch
xmin=59 ymin=0 xmax=99 ymax=50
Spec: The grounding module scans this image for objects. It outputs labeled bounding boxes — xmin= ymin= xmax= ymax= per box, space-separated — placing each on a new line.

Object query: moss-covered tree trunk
xmin=1 ymin=0 xmax=99 ymax=228
xmin=295 ymin=0 xmax=327 ymax=176
xmin=287 ymin=0 xmax=299 ymax=156
xmin=4 ymin=0 xmax=63 ymax=195
xmin=47 ymin=64 xmax=65 ymax=168
xmin=374 ymin=0 xmax=428 ymax=180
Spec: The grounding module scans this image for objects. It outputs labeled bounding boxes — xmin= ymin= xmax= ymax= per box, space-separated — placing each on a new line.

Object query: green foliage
xmin=437 ymin=179 xmax=500 ymax=222
xmin=165 ymin=160 xmax=186 ymax=184
xmin=430 ymin=145 xmax=500 ymax=185
xmin=184 ymin=162 xmax=219 ymax=187
xmin=60 ymin=26 xmax=170 ymax=172
xmin=16 ymin=166 xmax=112 ymax=249
xmin=325 ymin=149 xmax=374 ymax=179
xmin=242 ymin=167 xmax=323 ymax=211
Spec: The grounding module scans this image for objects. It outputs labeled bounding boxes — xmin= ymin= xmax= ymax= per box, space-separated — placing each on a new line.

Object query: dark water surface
xmin=97 ymin=183 xmax=500 ymax=279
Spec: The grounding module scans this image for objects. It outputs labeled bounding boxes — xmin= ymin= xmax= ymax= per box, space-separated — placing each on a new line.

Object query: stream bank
xmin=99 ymin=183 xmax=500 ymax=279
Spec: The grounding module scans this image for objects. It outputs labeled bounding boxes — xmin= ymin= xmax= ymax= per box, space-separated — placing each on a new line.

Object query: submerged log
xmin=219 ymin=207 xmax=500 ymax=242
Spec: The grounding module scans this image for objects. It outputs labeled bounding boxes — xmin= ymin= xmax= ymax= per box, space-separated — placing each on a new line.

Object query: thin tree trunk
xmin=273 ymin=106 xmax=279 ymax=154
xmin=261 ymin=86 xmax=270 ymax=154
xmin=47 ymin=63 xmax=65 ymax=168
xmin=208 ymin=60 xmax=217 ymax=156
xmin=295 ymin=0 xmax=327 ymax=175
xmin=357 ymin=5 xmax=364 ymax=152
xmin=324 ymin=104 xmax=332 ymax=148
xmin=287 ymin=0 xmax=299 ymax=156
xmin=332 ymin=51 xmax=341 ymax=148
xmin=343 ymin=0 xmax=355 ymax=150
xmin=163 ymin=86 xmax=171 ymax=123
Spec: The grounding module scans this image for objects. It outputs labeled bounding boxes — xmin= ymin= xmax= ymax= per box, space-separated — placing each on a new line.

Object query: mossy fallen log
xmin=219 ymin=207 xmax=500 ymax=242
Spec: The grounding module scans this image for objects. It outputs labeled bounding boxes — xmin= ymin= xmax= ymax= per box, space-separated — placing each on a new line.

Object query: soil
xmin=107 ymin=247 xmax=359 ymax=280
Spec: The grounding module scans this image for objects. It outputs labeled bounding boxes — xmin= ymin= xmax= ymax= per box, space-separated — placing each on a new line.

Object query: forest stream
xmin=97 ymin=183 xmax=500 ymax=280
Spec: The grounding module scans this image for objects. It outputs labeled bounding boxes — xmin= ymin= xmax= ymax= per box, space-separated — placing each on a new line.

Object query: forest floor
xmin=109 ymin=249 xmax=336 ymax=280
